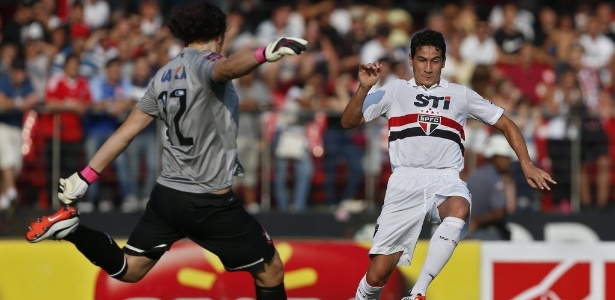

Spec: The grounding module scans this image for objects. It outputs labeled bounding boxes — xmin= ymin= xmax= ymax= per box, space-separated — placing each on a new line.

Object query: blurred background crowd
xmin=0 ymin=0 xmax=614 ymax=222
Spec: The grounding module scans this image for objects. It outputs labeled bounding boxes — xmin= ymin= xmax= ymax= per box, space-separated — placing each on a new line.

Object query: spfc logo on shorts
xmin=418 ymin=114 xmax=441 ymax=135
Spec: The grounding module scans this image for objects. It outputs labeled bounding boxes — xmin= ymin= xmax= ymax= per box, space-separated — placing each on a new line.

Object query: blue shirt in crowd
xmin=85 ymin=76 xmax=133 ymax=136
xmin=0 ymin=75 xmax=34 ymax=128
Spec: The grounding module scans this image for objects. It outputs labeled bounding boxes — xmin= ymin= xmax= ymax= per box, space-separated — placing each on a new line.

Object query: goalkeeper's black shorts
xmin=123 ymin=183 xmax=276 ymax=271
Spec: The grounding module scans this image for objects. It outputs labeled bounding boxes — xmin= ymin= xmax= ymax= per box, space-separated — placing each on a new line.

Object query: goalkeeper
xmin=25 ymin=1 xmax=306 ymax=299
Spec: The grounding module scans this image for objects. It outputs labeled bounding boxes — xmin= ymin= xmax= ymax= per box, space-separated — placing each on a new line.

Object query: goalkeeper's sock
xmin=64 ymin=225 xmax=127 ymax=279
xmin=356 ymin=274 xmax=383 ymax=299
xmin=255 ymin=282 xmax=286 ymax=300
xmin=411 ymin=217 xmax=464 ymax=295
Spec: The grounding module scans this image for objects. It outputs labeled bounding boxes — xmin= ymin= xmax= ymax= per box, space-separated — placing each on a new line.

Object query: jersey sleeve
xmin=362 ymin=80 xmax=397 ymax=122
xmin=136 ymin=80 xmax=160 ymax=117
xmin=198 ymin=51 xmax=225 ymax=82
xmin=466 ymin=87 xmax=504 ymax=125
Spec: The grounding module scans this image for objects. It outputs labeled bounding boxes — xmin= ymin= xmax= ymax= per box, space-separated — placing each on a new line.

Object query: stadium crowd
xmin=0 ymin=0 xmax=614 ymax=216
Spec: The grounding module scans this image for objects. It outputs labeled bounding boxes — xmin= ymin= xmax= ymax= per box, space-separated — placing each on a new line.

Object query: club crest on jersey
xmin=418 ymin=114 xmax=441 ymax=135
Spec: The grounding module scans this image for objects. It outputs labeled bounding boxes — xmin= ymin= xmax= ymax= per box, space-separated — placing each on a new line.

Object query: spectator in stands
xmin=540 ymin=65 xmax=610 ymax=212
xmin=84 ymin=58 xmax=135 ymax=213
xmin=321 ymin=72 xmax=364 ymax=211
xmin=273 ymin=72 xmax=320 ymax=213
xmin=233 ymin=61 xmax=271 ymax=214
xmin=506 ymin=95 xmax=541 ymax=212
xmin=1 ymin=1 xmax=37 ymax=47
xmin=489 ymin=1 xmax=535 ymax=42
xmin=32 ymin=0 xmax=61 ymax=34
xmin=498 ymin=43 xmax=555 ymax=105
xmin=256 ymin=3 xmax=305 ymax=45
xmin=578 ymin=14 xmax=615 ymax=74
xmin=360 ymin=24 xmax=391 ymax=65
xmin=83 ymin=0 xmax=110 ymax=30
xmin=23 ymin=38 xmax=52 ymax=99
xmin=300 ymin=18 xmax=339 ymax=85
xmin=41 ymin=54 xmax=91 ymax=208
xmin=466 ymin=134 xmax=515 ymax=240
xmin=339 ymin=8 xmax=370 ymax=75
xmin=441 ymin=32 xmax=475 ymax=85
xmin=544 ymin=14 xmax=579 ymax=74
xmin=573 ymin=97 xmax=611 ymax=212
xmin=493 ymin=2 xmax=528 ymax=64
xmin=460 ymin=19 xmax=498 ymax=66
xmin=124 ymin=54 xmax=158 ymax=212
xmin=532 ymin=6 xmax=558 ymax=66
xmin=0 ymin=43 xmax=19 ymax=77
xmin=52 ymin=4 xmax=100 ymax=78
xmin=0 ymin=58 xmax=39 ymax=211
xmin=564 ymin=45 xmax=612 ymax=210
xmin=541 ymin=66 xmax=578 ymax=213
xmin=595 ymin=2 xmax=615 ymax=41
xmin=138 ymin=0 xmax=163 ymax=37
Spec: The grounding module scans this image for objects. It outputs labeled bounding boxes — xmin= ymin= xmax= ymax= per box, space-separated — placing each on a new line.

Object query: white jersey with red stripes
xmin=363 ymin=78 xmax=504 ymax=172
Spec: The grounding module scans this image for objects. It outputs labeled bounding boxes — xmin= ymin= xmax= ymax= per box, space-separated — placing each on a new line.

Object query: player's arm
xmin=341 ymin=62 xmax=382 ymax=129
xmin=88 ymin=108 xmax=155 ymax=172
xmin=492 ymin=114 xmax=556 ymax=190
xmin=57 ymin=108 xmax=155 ymax=205
xmin=212 ymin=37 xmax=307 ymax=82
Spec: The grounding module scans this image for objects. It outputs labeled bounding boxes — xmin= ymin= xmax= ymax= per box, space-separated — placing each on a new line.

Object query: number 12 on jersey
xmin=158 ymin=88 xmax=194 ymax=146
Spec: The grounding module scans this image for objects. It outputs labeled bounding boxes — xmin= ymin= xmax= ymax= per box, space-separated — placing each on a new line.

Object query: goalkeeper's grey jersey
xmin=136 ymin=48 xmax=242 ymax=193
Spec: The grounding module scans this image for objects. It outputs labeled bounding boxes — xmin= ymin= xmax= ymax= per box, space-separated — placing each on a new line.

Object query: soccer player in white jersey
xmin=343 ymin=29 xmax=555 ymax=300
xmin=25 ymin=1 xmax=307 ymax=299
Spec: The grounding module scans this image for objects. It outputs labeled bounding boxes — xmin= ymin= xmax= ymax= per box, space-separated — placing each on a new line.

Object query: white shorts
xmin=369 ymin=167 xmax=471 ymax=266
xmin=0 ymin=123 xmax=23 ymax=172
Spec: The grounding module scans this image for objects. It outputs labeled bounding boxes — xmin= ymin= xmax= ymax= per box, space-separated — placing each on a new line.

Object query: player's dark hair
xmin=410 ymin=29 xmax=446 ymax=60
xmin=168 ymin=0 xmax=227 ymax=45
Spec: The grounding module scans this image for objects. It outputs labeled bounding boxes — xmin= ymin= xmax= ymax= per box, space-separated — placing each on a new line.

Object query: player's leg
xmin=27 ymin=184 xmax=183 ymax=282
xmin=183 ymin=191 xmax=287 ymax=299
xmin=247 ymin=249 xmax=286 ymax=299
xmin=356 ymin=169 xmax=427 ymax=300
xmin=25 ymin=206 xmax=158 ymax=281
xmin=63 ymin=223 xmax=159 ymax=282
xmin=356 ymin=252 xmax=403 ymax=300
xmin=409 ymin=195 xmax=469 ymax=297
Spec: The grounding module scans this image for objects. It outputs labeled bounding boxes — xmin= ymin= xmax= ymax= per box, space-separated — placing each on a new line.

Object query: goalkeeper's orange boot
xmin=26 ymin=206 xmax=79 ymax=243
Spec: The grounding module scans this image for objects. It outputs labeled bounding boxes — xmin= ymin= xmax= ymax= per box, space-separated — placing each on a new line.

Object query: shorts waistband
xmin=393 ymin=167 xmax=459 ymax=177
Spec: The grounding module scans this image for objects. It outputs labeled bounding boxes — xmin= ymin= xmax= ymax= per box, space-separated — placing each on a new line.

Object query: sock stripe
xmin=109 ymin=256 xmax=127 ymax=278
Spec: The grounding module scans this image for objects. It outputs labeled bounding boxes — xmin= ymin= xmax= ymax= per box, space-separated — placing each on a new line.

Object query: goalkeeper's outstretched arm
xmin=58 ymin=108 xmax=154 ymax=205
xmin=89 ymin=108 xmax=155 ymax=172
xmin=212 ymin=37 xmax=307 ymax=82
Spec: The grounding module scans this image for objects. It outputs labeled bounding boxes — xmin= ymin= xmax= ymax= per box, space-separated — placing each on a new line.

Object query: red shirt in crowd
xmin=498 ymin=62 xmax=555 ymax=105
xmin=40 ymin=73 xmax=92 ymax=142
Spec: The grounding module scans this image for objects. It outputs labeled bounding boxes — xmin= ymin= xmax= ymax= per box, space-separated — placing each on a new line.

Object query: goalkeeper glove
xmin=58 ymin=166 xmax=99 ymax=205
xmin=255 ymin=37 xmax=308 ymax=63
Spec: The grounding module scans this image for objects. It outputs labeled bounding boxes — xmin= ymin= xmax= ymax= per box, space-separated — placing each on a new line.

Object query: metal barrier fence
xmin=10 ymin=109 xmax=598 ymax=213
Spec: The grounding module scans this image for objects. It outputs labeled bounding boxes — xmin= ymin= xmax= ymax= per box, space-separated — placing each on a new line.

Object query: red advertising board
xmin=482 ymin=244 xmax=615 ymax=300
xmin=94 ymin=240 xmax=407 ymax=300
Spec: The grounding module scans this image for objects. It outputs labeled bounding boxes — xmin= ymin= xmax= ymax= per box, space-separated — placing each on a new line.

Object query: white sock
xmin=356 ymin=274 xmax=384 ymax=300
xmin=410 ymin=217 xmax=465 ymax=295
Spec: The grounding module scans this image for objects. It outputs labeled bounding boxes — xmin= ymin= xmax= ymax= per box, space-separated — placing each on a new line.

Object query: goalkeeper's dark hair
xmin=410 ymin=28 xmax=446 ymax=60
xmin=168 ymin=0 xmax=227 ymax=45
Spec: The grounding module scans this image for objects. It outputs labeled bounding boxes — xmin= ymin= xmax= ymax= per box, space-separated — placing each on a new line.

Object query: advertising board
xmin=482 ymin=243 xmax=615 ymax=300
